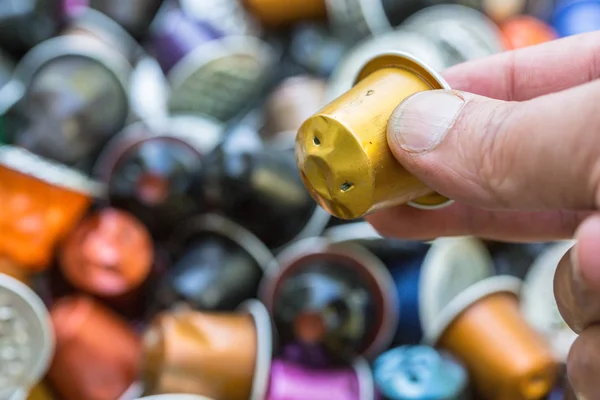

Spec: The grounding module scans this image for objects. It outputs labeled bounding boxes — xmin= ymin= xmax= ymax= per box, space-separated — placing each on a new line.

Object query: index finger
xmin=443 ymin=31 xmax=600 ymax=101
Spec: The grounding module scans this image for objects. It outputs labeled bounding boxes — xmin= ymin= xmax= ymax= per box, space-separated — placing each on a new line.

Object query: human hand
xmin=365 ymin=31 xmax=600 ymax=398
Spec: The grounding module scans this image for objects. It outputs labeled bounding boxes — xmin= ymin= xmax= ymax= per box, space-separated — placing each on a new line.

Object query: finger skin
xmin=365 ymin=204 xmax=588 ymax=242
xmin=442 ymin=31 xmax=600 ymax=101
xmin=388 ymin=78 xmax=600 ymax=211
xmin=567 ymin=326 xmax=600 ymax=399
xmin=555 ymin=215 xmax=600 ymax=333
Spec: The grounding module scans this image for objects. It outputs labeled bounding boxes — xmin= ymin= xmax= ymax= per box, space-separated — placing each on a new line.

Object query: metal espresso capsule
xmin=373 ymin=346 xmax=469 ymax=400
xmin=242 ymin=0 xmax=327 ymax=27
xmin=87 ymin=0 xmax=164 ymax=38
xmin=0 ymin=274 xmax=54 ymax=400
xmin=420 ymin=238 xmax=558 ymax=400
xmin=552 ymin=0 xmax=600 ymax=37
xmin=94 ymin=117 xmax=224 ymax=238
xmin=0 ymin=146 xmax=103 ymax=272
xmin=400 ymin=4 xmax=505 ymax=65
xmin=267 ymin=358 xmax=375 ymax=400
xmin=3 ymin=22 xmax=132 ymax=166
xmin=150 ymin=3 xmax=274 ymax=122
xmin=142 ymin=300 xmax=272 ymax=400
xmin=58 ymin=208 xmax=154 ymax=298
xmin=260 ymin=237 xmax=399 ymax=363
xmin=500 ymin=15 xmax=557 ymax=49
xmin=48 ymin=296 xmax=141 ymax=400
xmin=153 ymin=214 xmax=274 ymax=313
xmin=296 ymin=52 xmax=453 ymax=220
xmin=197 ymin=140 xmax=330 ymax=249
xmin=178 ymin=0 xmax=262 ymax=37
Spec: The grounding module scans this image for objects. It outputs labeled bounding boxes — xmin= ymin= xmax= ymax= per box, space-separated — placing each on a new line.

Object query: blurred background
xmin=0 ymin=0 xmax=595 ymax=399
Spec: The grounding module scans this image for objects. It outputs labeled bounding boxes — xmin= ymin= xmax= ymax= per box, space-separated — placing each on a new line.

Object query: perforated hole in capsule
xmin=340 ymin=182 xmax=353 ymax=192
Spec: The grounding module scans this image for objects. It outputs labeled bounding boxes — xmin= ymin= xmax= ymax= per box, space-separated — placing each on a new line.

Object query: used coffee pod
xmin=87 ymin=0 xmax=164 ymax=38
xmin=150 ymin=4 xmax=274 ymax=121
xmin=0 ymin=0 xmax=64 ymax=55
xmin=155 ymin=213 xmax=274 ymax=312
xmin=0 ymin=146 xmax=103 ymax=271
xmin=59 ymin=208 xmax=153 ymax=298
xmin=421 ymin=237 xmax=558 ymax=400
xmin=198 ymin=142 xmax=330 ymax=249
xmin=142 ymin=300 xmax=272 ymax=400
xmin=500 ymin=15 xmax=557 ymax=49
xmin=325 ymin=29 xmax=449 ymax=103
xmin=401 ymin=5 xmax=505 ymax=64
xmin=521 ymin=241 xmax=578 ymax=363
xmin=479 ymin=0 xmax=526 ymax=22
xmin=136 ymin=396 xmax=215 ymax=400
xmin=267 ymin=357 xmax=375 ymax=400
xmin=297 ymin=52 xmax=453 ymax=220
xmin=94 ymin=117 xmax=224 ymax=237
xmin=526 ymin=0 xmax=556 ymax=22
xmin=373 ymin=345 xmax=469 ymax=400
xmin=260 ymin=237 xmax=399 ymax=362
xmin=243 ymin=0 xmax=327 ymax=27
xmin=485 ymin=241 xmax=547 ymax=280
xmin=552 ymin=0 xmax=600 ymax=37
xmin=179 ymin=0 xmax=262 ymax=36
xmin=262 ymin=75 xmax=327 ymax=143
xmin=325 ymin=0 xmax=393 ymax=41
xmin=289 ymin=23 xmax=349 ymax=78
xmin=0 ymin=274 xmax=54 ymax=400
xmin=4 ymin=26 xmax=133 ymax=165
xmin=48 ymin=296 xmax=141 ymax=400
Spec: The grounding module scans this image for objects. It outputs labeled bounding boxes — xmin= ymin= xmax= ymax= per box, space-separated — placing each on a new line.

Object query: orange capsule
xmin=48 ymin=296 xmax=141 ymax=400
xmin=0 ymin=147 xmax=103 ymax=271
xmin=59 ymin=208 xmax=153 ymax=297
xmin=242 ymin=0 xmax=327 ymax=27
xmin=500 ymin=15 xmax=558 ymax=50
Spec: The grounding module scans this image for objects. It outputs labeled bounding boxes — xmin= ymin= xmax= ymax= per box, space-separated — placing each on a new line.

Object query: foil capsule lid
xmin=0 ymin=145 xmax=105 ymax=197
xmin=67 ymin=7 xmax=144 ymax=63
xmin=13 ymin=34 xmax=132 ymax=102
xmin=325 ymin=29 xmax=449 ymax=102
xmin=260 ymin=237 xmax=399 ymax=359
xmin=179 ymin=0 xmax=262 ymax=36
xmin=521 ymin=240 xmax=578 ymax=362
xmin=0 ymin=274 xmax=55 ymax=398
xmin=325 ymin=0 xmax=392 ymax=41
xmin=167 ymin=35 xmax=275 ymax=122
xmin=401 ymin=4 xmax=505 ymax=63
xmin=419 ymin=236 xmax=523 ymax=344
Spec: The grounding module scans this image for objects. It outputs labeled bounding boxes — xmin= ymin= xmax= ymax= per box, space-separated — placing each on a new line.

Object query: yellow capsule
xmin=296 ymin=53 xmax=453 ymax=220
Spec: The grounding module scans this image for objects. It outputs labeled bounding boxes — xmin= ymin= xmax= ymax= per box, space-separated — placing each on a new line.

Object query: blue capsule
xmin=552 ymin=0 xmax=600 ymax=37
xmin=374 ymin=345 xmax=468 ymax=400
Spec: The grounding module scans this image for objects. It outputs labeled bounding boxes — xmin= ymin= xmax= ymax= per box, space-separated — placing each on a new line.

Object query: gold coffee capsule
xmin=296 ymin=52 xmax=452 ymax=220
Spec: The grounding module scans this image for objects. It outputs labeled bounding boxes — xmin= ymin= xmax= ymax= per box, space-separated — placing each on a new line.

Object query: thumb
xmin=386 ymin=83 xmax=600 ymax=211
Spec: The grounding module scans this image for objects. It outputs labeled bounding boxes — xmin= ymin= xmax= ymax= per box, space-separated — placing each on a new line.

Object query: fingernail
xmin=388 ymin=90 xmax=466 ymax=154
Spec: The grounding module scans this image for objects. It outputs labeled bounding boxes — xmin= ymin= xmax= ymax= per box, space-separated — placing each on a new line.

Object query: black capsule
xmin=196 ymin=144 xmax=326 ymax=249
xmin=272 ymin=258 xmax=378 ymax=363
xmin=106 ymin=136 xmax=204 ymax=238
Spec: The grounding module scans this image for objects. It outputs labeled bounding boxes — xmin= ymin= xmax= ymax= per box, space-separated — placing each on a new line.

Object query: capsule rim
xmin=0 ymin=273 xmax=55 ymax=395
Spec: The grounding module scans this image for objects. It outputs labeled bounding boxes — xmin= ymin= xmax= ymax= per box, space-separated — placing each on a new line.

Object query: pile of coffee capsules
xmin=0 ymin=0 xmax=594 ymax=399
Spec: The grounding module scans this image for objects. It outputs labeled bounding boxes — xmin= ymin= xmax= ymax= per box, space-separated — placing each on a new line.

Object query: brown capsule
xmin=48 ymin=296 xmax=141 ymax=400
xmin=0 ymin=147 xmax=101 ymax=271
xmin=242 ymin=0 xmax=327 ymax=27
xmin=263 ymin=75 xmax=327 ymax=143
xmin=142 ymin=301 xmax=272 ymax=400
xmin=59 ymin=208 xmax=153 ymax=297
xmin=437 ymin=290 xmax=557 ymax=400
